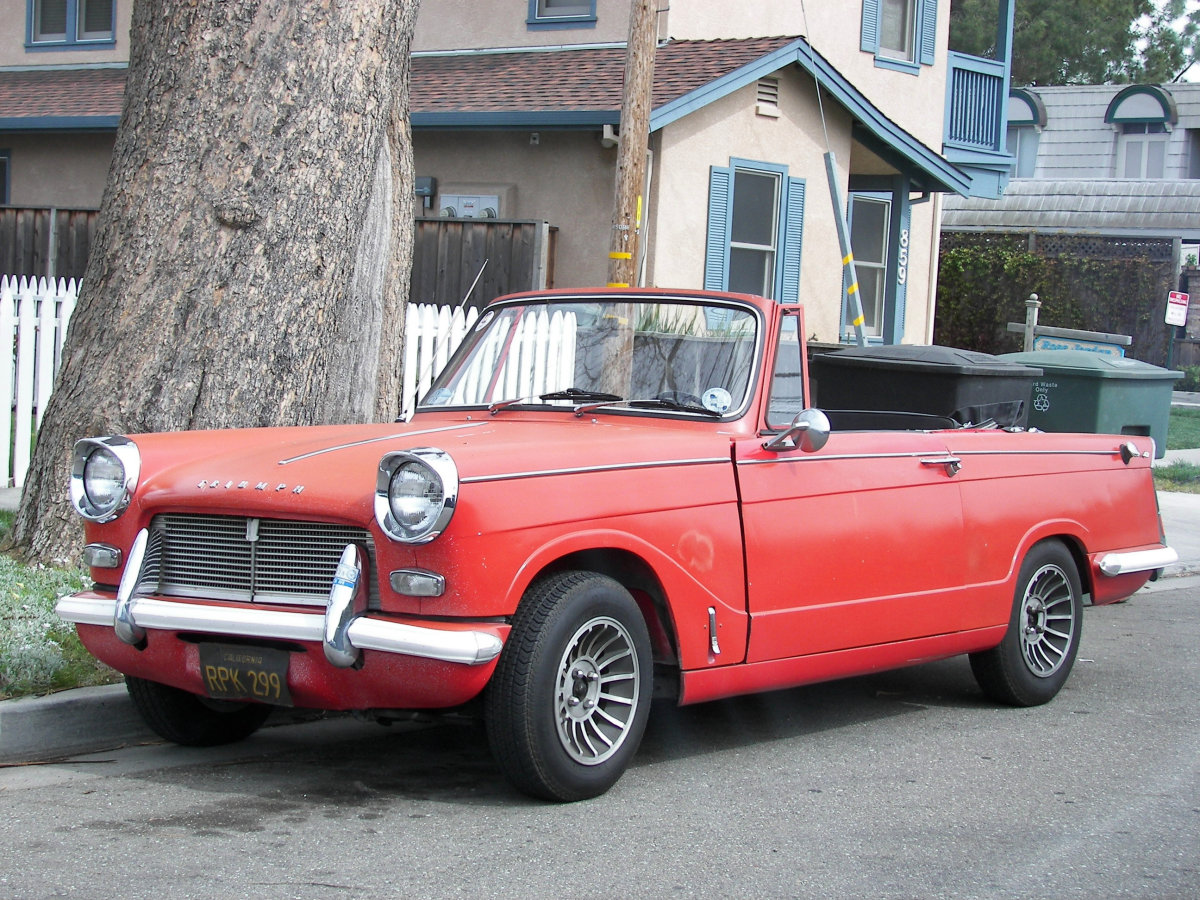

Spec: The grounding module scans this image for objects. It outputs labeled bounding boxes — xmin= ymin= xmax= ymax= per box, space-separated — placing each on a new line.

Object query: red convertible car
xmin=58 ymin=289 xmax=1175 ymax=800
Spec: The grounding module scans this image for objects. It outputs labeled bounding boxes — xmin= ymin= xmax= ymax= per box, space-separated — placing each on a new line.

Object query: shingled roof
xmin=411 ymin=36 xmax=797 ymax=122
xmin=0 ymin=37 xmax=967 ymax=193
xmin=0 ymin=67 xmax=125 ymax=129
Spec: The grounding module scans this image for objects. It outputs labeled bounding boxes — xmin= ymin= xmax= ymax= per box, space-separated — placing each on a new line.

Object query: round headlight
xmin=70 ymin=437 xmax=141 ymax=522
xmin=375 ymin=448 xmax=458 ymax=543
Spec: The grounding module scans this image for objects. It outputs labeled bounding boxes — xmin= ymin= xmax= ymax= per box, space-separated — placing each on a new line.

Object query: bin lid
xmin=815 ymin=344 xmax=1041 ymax=377
xmin=999 ymin=350 xmax=1186 ymax=381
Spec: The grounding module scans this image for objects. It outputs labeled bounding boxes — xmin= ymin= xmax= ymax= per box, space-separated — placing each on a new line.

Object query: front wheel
xmin=126 ymin=675 xmax=273 ymax=746
xmin=485 ymin=571 xmax=653 ymax=801
xmin=970 ymin=541 xmax=1083 ymax=706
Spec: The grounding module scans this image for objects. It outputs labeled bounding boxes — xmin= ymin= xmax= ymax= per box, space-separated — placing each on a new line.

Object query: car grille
xmin=138 ymin=514 xmax=379 ymax=608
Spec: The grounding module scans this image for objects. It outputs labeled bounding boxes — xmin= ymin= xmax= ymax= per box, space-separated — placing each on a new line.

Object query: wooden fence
xmin=411 ymin=217 xmax=555 ymax=309
xmin=0 ymin=208 xmax=98 ymax=281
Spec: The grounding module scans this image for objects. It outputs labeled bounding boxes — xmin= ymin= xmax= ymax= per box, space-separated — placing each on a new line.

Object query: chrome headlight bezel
xmin=70 ymin=436 xmax=141 ymax=523
xmin=374 ymin=448 xmax=458 ymax=544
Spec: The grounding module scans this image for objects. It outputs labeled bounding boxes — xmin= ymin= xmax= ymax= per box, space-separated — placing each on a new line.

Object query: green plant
xmin=1176 ymin=366 xmax=1200 ymax=393
xmin=1153 ymin=461 xmax=1200 ymax=494
xmin=0 ymin=512 xmax=118 ymax=699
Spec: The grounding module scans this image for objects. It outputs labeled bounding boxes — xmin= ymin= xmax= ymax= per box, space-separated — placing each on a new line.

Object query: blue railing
xmin=944 ymin=51 xmax=1006 ymax=154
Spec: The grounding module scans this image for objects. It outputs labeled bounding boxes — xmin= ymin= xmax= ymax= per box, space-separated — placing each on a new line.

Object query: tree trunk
xmin=6 ymin=0 xmax=420 ymax=564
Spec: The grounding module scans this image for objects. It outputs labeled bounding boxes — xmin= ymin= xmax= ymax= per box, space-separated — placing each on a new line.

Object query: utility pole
xmin=607 ymin=0 xmax=656 ymax=288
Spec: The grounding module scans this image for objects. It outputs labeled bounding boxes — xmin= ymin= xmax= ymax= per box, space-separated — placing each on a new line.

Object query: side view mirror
xmin=763 ymin=408 xmax=831 ymax=453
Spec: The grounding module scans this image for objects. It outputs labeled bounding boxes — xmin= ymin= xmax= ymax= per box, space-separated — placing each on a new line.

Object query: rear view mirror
xmin=763 ymin=408 xmax=830 ymax=453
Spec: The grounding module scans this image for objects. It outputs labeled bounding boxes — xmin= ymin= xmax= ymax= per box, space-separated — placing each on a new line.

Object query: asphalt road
xmin=1 ymin=577 xmax=1196 ymax=900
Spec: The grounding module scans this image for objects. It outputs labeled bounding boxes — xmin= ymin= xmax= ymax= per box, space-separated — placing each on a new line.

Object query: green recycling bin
xmin=999 ymin=350 xmax=1183 ymax=458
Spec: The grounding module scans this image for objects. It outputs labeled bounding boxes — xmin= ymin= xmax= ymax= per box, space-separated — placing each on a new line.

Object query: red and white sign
xmin=1166 ymin=291 xmax=1189 ymax=327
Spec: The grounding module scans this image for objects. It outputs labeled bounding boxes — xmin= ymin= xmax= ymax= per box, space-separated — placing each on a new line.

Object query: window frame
xmin=847 ymin=194 xmax=891 ymax=339
xmin=1116 ymin=122 xmax=1170 ymax=180
xmin=26 ymin=0 xmax=116 ymax=51
xmin=526 ymin=0 xmax=597 ymax=31
xmin=860 ymin=0 xmax=937 ymax=75
xmin=840 ymin=178 xmax=913 ymax=346
xmin=1005 ymin=125 xmax=1040 ymax=178
xmin=704 ymin=158 xmax=806 ymax=304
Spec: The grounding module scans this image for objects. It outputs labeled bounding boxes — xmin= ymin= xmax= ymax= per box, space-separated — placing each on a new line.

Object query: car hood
xmin=126 ymin=412 xmax=738 ymax=521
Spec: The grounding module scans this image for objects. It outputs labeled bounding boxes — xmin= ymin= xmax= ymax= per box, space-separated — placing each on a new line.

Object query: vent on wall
xmin=756 ymin=78 xmax=780 ymax=118
xmin=439 ymin=194 xmax=500 ymax=218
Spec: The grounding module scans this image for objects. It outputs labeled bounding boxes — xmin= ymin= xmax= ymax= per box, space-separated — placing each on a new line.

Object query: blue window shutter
xmin=861 ymin=0 xmax=880 ymax=53
xmin=778 ymin=177 xmax=806 ymax=303
xmin=704 ymin=167 xmax=732 ymax=291
xmin=919 ymin=0 xmax=938 ymax=66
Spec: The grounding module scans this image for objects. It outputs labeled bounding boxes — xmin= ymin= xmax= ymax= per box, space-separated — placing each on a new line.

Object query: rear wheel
xmin=126 ymin=675 xmax=272 ymax=746
xmin=485 ymin=571 xmax=653 ymax=802
xmin=970 ymin=541 xmax=1083 ymax=706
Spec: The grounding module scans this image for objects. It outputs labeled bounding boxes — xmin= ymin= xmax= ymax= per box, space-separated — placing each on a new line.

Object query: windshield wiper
xmin=627 ymin=398 xmax=723 ymax=417
xmin=539 ymin=388 xmax=624 ymax=402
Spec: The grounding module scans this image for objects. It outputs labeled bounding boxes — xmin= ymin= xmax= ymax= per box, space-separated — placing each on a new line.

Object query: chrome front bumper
xmin=57 ymin=531 xmax=503 ymax=666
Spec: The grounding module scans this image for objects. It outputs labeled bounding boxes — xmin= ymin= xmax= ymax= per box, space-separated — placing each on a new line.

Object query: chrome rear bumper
xmin=1097 ymin=546 xmax=1178 ymax=577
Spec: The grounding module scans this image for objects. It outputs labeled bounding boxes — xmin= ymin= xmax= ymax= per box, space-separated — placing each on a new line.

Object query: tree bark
xmin=6 ymin=0 xmax=420 ymax=564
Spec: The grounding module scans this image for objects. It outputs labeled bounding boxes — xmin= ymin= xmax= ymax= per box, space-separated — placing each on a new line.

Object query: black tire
xmin=485 ymin=571 xmax=653 ymax=802
xmin=970 ymin=541 xmax=1083 ymax=707
xmin=126 ymin=675 xmax=273 ymax=746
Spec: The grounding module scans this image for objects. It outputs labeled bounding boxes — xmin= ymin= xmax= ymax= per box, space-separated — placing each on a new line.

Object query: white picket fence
xmin=1 ymin=276 xmax=78 ymax=489
xmin=0 ymin=276 xmax=534 ymax=489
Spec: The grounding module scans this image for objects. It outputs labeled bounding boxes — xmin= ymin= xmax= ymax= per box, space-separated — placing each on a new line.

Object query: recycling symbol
xmin=1033 ymin=393 xmax=1050 ymax=412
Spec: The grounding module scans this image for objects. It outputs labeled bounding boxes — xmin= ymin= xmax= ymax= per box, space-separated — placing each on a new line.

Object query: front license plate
xmin=199 ymin=643 xmax=293 ymax=706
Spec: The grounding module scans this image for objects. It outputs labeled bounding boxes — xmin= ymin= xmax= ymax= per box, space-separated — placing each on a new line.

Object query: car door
xmin=734 ymin=428 xmax=972 ymax=664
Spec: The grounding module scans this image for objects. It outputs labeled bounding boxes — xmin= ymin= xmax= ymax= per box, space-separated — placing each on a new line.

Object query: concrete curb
xmin=0 ymin=683 xmax=154 ymax=764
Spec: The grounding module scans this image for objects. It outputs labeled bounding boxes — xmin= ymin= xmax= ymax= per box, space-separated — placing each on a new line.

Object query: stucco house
xmin=1 ymin=0 xmax=1017 ymax=346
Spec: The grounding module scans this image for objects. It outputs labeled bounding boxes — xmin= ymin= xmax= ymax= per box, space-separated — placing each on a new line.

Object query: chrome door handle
xmin=920 ymin=456 xmax=962 ymax=477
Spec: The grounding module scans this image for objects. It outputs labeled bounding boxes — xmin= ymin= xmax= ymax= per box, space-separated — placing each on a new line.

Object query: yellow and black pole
xmin=824 ymin=151 xmax=867 ymax=346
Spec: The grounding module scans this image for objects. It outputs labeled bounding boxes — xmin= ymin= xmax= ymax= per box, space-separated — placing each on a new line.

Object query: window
xmin=860 ymin=0 xmax=937 ymax=72
xmin=1189 ymin=131 xmax=1200 ymax=180
xmin=704 ymin=160 xmax=806 ymax=303
xmin=1006 ymin=90 xmax=1044 ymax=178
xmin=879 ymin=0 xmax=916 ymax=61
xmin=1105 ymin=85 xmax=1175 ymax=180
xmin=848 ymin=196 xmax=890 ymax=337
xmin=0 ymin=152 xmax=10 ymax=205
xmin=840 ymin=182 xmax=912 ymax=344
xmin=1006 ymin=126 xmax=1039 ymax=178
xmin=527 ymin=0 xmax=596 ymax=29
xmin=28 ymin=0 xmax=115 ymax=47
xmin=1119 ymin=122 xmax=1168 ymax=179
xmin=729 ymin=170 xmax=780 ymax=297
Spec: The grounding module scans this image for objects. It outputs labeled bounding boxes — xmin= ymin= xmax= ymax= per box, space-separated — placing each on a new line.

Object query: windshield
xmin=420 ymin=297 xmax=760 ymax=416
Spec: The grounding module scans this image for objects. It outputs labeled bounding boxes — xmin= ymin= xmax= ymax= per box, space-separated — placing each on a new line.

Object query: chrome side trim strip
xmin=462 ymin=456 xmax=728 ymax=484
xmin=1097 ymin=547 xmax=1178 ymax=576
xmin=55 ymin=595 xmax=503 ymax=666
xmin=277 ymin=423 xmax=487 ymax=465
xmin=740 ymin=447 xmax=1142 ymax=467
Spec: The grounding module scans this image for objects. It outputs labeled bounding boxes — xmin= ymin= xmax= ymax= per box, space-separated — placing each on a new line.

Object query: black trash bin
xmin=999 ymin=350 xmax=1183 ymax=458
xmin=809 ymin=345 xmax=1041 ymax=428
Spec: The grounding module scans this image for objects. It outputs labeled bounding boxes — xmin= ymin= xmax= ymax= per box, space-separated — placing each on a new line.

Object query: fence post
xmin=1023 ymin=293 xmax=1041 ymax=352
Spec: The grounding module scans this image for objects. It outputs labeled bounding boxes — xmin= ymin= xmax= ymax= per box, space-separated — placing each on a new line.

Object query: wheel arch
xmin=523 ymin=547 xmax=680 ymax=672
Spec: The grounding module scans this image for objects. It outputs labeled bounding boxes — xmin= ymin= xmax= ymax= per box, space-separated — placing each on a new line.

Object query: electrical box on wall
xmin=439 ymin=194 xmax=500 ymax=218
